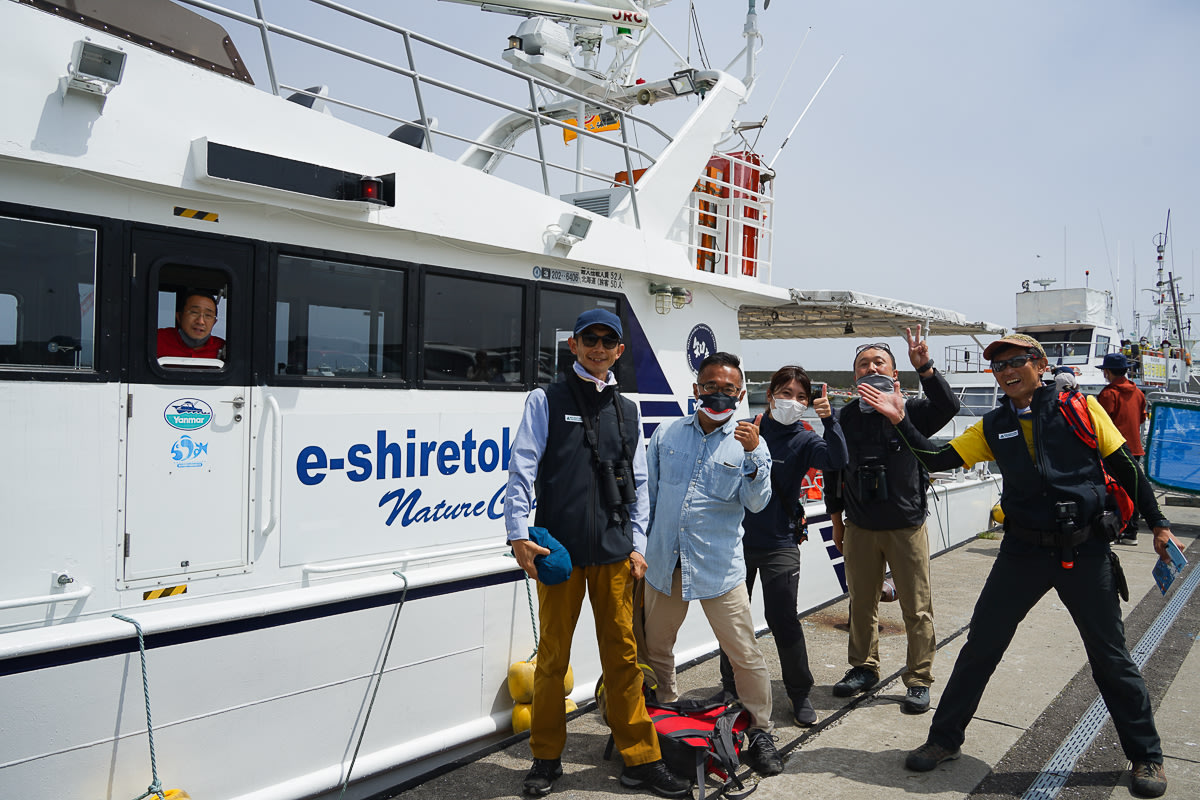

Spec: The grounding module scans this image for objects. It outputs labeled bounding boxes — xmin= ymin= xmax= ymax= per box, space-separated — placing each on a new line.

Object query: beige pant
xmin=842 ymin=519 xmax=936 ymax=687
xmin=642 ymin=568 xmax=773 ymax=729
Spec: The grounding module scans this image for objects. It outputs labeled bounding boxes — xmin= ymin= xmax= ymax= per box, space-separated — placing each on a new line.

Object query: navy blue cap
xmin=573 ymin=308 xmax=623 ymax=339
xmin=528 ymin=526 xmax=573 ymax=585
xmin=1101 ymin=352 xmax=1129 ymax=371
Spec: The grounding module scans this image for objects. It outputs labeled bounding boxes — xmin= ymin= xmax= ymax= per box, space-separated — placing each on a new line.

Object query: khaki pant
xmin=642 ymin=569 xmax=773 ymax=730
xmin=842 ymin=519 xmax=936 ymax=687
xmin=532 ymin=561 xmax=660 ymax=766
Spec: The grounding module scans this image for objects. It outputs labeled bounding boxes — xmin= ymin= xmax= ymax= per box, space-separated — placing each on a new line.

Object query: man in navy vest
xmin=861 ymin=333 xmax=1171 ymax=798
xmin=505 ymin=309 xmax=688 ymax=798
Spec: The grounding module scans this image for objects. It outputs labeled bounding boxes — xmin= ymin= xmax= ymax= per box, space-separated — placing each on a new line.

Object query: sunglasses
xmin=854 ymin=342 xmax=893 ymax=358
xmin=578 ymin=332 xmax=621 ymax=349
xmin=990 ymin=353 xmax=1037 ymax=372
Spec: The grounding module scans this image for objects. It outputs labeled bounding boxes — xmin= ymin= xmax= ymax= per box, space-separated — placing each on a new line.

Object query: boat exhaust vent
xmin=561 ymin=187 xmax=629 ymax=218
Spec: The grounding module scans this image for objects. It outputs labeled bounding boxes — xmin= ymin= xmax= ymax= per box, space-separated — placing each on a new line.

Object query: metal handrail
xmin=301 ymin=542 xmax=509 ymax=576
xmin=0 ymin=583 xmax=92 ymax=611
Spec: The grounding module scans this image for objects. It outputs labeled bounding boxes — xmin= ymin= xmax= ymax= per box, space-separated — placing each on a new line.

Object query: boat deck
xmin=379 ymin=503 xmax=1200 ymax=800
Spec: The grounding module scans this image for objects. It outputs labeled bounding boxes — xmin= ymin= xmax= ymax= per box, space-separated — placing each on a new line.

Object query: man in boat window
xmin=823 ymin=329 xmax=959 ymax=715
xmin=641 ymin=351 xmax=786 ymax=778
xmin=1098 ymin=352 xmax=1148 ymax=543
xmin=157 ymin=290 xmax=226 ymax=360
xmin=504 ymin=309 xmax=689 ymax=799
xmin=860 ymin=333 xmax=1171 ymax=798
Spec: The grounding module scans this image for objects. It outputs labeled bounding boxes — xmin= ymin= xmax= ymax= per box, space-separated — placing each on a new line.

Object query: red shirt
xmin=157 ymin=328 xmax=226 ymax=359
xmin=1097 ymin=377 xmax=1148 ymax=456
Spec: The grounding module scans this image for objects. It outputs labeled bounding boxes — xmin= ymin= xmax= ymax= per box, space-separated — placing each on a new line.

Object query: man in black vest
xmin=504 ymin=309 xmax=688 ymax=798
xmin=861 ymin=333 xmax=1171 ymax=798
xmin=825 ymin=328 xmax=960 ymax=715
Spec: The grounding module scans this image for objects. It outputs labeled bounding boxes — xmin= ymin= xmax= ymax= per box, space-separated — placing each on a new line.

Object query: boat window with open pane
xmin=423 ymin=272 xmax=525 ymax=386
xmin=275 ymin=255 xmax=405 ymax=380
xmin=155 ymin=269 xmax=229 ymax=370
xmin=0 ymin=216 xmax=97 ymax=372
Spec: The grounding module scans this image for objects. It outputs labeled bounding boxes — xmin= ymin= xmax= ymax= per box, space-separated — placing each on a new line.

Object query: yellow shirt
xmin=950 ymin=395 xmax=1125 ymax=467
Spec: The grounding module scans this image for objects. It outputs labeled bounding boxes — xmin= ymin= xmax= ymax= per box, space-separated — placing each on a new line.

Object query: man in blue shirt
xmin=505 ymin=309 xmax=689 ymax=798
xmin=642 ymin=351 xmax=784 ymax=776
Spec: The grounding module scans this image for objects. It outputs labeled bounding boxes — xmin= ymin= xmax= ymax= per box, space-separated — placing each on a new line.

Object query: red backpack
xmin=1058 ymin=390 xmax=1135 ymax=525
xmin=644 ymin=698 xmax=754 ymax=800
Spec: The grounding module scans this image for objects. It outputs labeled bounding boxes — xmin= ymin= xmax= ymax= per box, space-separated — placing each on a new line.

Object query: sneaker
xmin=1129 ymin=760 xmax=1167 ymax=798
xmin=743 ymin=728 xmax=783 ymax=776
xmin=619 ymin=759 xmax=693 ymax=798
xmin=901 ymin=686 xmax=930 ymax=714
xmin=792 ymin=696 xmax=817 ymax=727
xmin=905 ymin=741 xmax=960 ymax=772
xmin=523 ymin=758 xmax=563 ymax=797
xmin=832 ymin=666 xmax=879 ymax=698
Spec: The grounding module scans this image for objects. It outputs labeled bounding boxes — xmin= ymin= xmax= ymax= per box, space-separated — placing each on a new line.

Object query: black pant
xmin=718 ymin=545 xmax=814 ymax=703
xmin=927 ymin=537 xmax=1162 ymax=762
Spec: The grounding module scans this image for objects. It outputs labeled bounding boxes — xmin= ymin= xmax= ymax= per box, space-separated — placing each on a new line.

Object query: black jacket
xmin=825 ymin=369 xmax=960 ymax=529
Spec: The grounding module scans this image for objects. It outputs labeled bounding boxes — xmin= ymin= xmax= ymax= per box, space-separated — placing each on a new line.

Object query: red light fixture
xmin=358 ymin=176 xmax=385 ymax=204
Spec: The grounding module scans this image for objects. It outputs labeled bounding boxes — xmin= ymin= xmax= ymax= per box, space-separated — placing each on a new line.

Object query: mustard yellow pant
xmin=532 ymin=560 xmax=660 ymax=766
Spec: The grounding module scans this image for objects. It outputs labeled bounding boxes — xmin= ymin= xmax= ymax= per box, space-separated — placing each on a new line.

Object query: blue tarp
xmin=1145 ymin=401 xmax=1200 ymax=495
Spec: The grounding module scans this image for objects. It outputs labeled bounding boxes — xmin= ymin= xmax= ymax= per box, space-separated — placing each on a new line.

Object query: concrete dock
xmin=388 ymin=503 xmax=1200 ymax=800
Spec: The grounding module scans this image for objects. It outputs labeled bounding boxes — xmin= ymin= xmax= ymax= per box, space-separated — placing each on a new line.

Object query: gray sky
xmin=220 ymin=1 xmax=1200 ymax=371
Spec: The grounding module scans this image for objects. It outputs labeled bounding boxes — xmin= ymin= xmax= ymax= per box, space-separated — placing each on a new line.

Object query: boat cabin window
xmin=0 ymin=216 xmax=97 ymax=371
xmin=1031 ymin=328 xmax=1092 ymax=363
xmin=423 ymin=273 xmax=524 ymax=386
xmin=275 ymin=255 xmax=405 ymax=380
xmin=1095 ymin=335 xmax=1111 ymax=358
xmin=958 ymin=386 xmax=997 ymax=416
xmin=154 ymin=269 xmax=229 ymax=370
xmin=537 ymin=288 xmax=634 ymax=392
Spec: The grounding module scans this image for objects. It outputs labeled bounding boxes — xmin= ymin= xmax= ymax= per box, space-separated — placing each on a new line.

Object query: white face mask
xmin=770 ymin=397 xmax=805 ymax=425
xmin=698 ymin=405 xmax=737 ymax=423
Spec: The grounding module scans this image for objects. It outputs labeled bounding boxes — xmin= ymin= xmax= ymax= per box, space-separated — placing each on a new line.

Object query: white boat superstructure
xmin=0 ymin=2 xmax=1001 ymax=798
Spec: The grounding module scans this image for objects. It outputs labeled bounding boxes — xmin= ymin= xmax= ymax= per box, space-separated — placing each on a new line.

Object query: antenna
xmin=768 ymin=54 xmax=843 ymax=168
xmin=1033 ymin=278 xmax=1056 ymax=290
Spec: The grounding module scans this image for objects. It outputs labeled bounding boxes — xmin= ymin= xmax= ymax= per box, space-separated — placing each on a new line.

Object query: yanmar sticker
xmin=164 ymin=398 xmax=213 ymax=431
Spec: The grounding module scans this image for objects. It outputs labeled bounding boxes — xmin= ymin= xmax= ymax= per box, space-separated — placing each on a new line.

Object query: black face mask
xmin=698 ymin=392 xmax=739 ymax=417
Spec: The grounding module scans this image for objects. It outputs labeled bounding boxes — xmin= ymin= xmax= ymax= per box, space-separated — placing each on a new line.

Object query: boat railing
xmin=0 ymin=575 xmax=92 ymax=611
xmin=943 ymin=344 xmax=989 ymax=374
xmin=173 ymin=1 xmax=774 ymax=280
xmin=300 ymin=541 xmax=511 ymax=580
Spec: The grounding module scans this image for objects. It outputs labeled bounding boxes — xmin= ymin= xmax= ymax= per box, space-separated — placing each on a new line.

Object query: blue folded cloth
xmin=528 ymin=526 xmax=572 ymax=585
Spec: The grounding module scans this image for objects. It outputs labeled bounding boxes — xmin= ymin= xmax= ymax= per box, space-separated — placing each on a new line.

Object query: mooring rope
xmin=112 ymin=613 xmax=166 ymax=800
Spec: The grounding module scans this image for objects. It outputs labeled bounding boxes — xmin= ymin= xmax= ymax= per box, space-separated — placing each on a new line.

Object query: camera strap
xmin=565 ymin=375 xmax=634 ymax=522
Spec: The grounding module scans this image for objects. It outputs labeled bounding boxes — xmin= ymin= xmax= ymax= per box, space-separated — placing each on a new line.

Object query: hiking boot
xmin=792 ymin=697 xmax=817 ymax=727
xmin=619 ymin=759 xmax=693 ymax=798
xmin=523 ymin=758 xmax=563 ymax=796
xmin=832 ymin=666 xmax=879 ymax=697
xmin=905 ymin=741 xmax=960 ymax=772
xmin=901 ymin=686 xmax=930 ymax=714
xmin=743 ymin=728 xmax=783 ymax=776
xmin=1129 ymin=760 xmax=1167 ymax=798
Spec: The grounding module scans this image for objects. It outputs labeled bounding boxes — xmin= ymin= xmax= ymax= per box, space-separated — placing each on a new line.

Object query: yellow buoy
xmin=990 ymin=503 xmax=1005 ymax=526
xmin=162 ymin=792 xmax=191 ymax=800
xmin=565 ymin=697 xmax=577 ymax=714
xmin=562 ymin=664 xmax=574 ymax=696
xmin=507 ymin=659 xmax=536 ymax=704
xmin=512 ymin=702 xmax=533 ymax=733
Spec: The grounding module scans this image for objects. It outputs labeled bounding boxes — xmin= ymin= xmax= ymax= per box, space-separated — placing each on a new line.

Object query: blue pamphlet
xmin=1152 ymin=538 xmax=1188 ymax=595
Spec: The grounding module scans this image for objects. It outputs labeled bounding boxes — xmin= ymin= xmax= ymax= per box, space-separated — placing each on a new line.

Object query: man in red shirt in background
xmin=157 ymin=291 xmax=225 ymax=360
xmin=1097 ymin=352 xmax=1148 ymax=543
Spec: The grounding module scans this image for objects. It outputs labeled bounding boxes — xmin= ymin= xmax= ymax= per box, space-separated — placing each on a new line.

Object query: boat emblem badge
xmin=164 ymin=398 xmax=214 ymax=430
xmin=686 ymin=324 xmax=717 ymax=374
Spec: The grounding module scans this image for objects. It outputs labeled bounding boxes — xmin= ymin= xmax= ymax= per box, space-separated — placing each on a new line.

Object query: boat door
xmin=121 ymin=229 xmax=254 ymax=582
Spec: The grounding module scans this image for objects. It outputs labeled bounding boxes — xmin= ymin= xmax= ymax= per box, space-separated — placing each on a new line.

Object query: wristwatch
xmin=1152 ymin=518 xmax=1171 ymax=529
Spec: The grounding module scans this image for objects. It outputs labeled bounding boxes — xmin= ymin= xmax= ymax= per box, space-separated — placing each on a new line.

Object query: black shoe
xmin=832 ymin=666 xmax=879 ymax=697
xmin=620 ymin=759 xmax=693 ymax=798
xmin=743 ymin=728 xmax=783 ymax=776
xmin=1129 ymin=760 xmax=1167 ymax=798
xmin=706 ymin=685 xmax=738 ymax=705
xmin=523 ymin=758 xmax=563 ymax=796
xmin=901 ymin=686 xmax=930 ymax=714
xmin=905 ymin=741 xmax=960 ymax=772
xmin=792 ymin=697 xmax=817 ymax=727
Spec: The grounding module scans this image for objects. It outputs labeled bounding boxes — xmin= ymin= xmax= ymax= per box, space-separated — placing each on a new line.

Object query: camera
xmin=857 ymin=458 xmax=889 ymax=502
xmin=598 ymin=459 xmax=637 ymax=510
xmin=1054 ymin=501 xmax=1079 ymax=528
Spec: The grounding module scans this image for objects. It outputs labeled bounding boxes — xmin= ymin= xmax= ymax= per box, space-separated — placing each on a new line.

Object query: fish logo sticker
xmin=165 ymin=398 xmax=213 ymax=430
xmin=171 ymin=435 xmax=209 ymax=468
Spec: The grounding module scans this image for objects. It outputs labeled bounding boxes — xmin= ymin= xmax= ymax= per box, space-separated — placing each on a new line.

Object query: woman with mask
xmin=717 ymin=365 xmax=848 ymax=727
